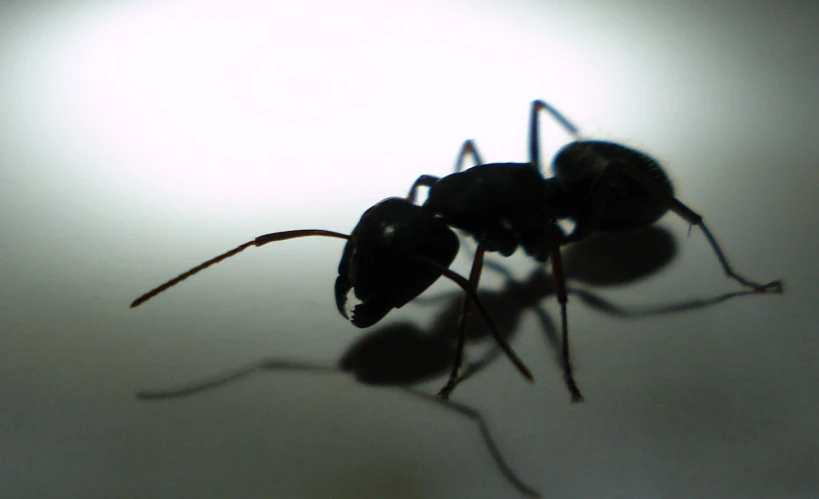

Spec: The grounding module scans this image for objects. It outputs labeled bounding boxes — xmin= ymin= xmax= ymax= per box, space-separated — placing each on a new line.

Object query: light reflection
xmin=33 ymin=0 xmax=598 ymax=213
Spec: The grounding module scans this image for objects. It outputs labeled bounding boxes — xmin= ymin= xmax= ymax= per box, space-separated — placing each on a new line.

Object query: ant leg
xmin=407 ymin=175 xmax=439 ymax=204
xmin=454 ymin=139 xmax=485 ymax=173
xmin=407 ymin=140 xmax=483 ymax=204
xmin=529 ymin=100 xmax=582 ymax=170
xmin=568 ymin=161 xmax=783 ymax=292
xmin=438 ymin=243 xmax=488 ymax=399
xmin=428 ymin=258 xmax=534 ymax=387
xmin=549 ymin=238 xmax=585 ymax=403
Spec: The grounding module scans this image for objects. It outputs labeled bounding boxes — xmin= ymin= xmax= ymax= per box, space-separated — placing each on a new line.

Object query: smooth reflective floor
xmin=1 ymin=1 xmax=816 ymax=498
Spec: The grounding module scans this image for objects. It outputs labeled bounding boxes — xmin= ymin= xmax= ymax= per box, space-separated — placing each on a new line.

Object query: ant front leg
xmin=569 ymin=160 xmax=783 ymax=292
xmin=407 ymin=175 xmax=439 ymax=204
xmin=409 ymin=139 xmax=485 ymax=203
xmin=438 ymin=242 xmax=487 ymax=400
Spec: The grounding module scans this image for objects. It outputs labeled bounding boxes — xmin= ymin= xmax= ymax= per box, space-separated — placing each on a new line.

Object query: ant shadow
xmin=340 ymin=225 xmax=765 ymax=388
xmin=137 ymin=226 xmax=771 ymax=498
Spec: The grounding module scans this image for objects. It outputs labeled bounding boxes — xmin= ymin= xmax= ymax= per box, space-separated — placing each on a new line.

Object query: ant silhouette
xmin=131 ymin=99 xmax=783 ymax=403
xmin=337 ymin=226 xmax=772 ymax=393
xmin=135 ymin=226 xmax=773 ymax=498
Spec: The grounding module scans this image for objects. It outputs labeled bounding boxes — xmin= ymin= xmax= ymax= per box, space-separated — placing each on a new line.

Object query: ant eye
xmin=557 ymin=218 xmax=576 ymax=235
xmin=380 ymin=223 xmax=397 ymax=241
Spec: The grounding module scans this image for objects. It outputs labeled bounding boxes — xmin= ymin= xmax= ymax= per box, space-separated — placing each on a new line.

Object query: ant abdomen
xmin=553 ymin=140 xmax=674 ymax=230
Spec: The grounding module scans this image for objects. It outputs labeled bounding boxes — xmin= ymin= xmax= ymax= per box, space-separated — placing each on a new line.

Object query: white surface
xmin=1 ymin=1 xmax=817 ymax=498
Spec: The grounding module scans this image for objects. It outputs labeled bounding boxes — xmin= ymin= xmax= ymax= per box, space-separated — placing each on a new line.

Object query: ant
xmin=131 ymin=99 xmax=783 ymax=403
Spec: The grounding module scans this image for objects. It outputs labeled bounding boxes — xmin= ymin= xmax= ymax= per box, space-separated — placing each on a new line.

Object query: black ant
xmin=131 ymin=99 xmax=783 ymax=403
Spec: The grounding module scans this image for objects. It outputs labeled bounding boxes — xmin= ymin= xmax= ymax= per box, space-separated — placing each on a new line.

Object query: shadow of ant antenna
xmin=136 ymin=359 xmax=541 ymax=498
xmin=134 ymin=227 xmax=777 ymax=499
xmin=136 ymin=360 xmax=336 ymax=400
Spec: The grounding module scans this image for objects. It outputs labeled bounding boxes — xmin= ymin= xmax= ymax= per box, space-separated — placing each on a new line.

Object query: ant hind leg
xmin=568 ymin=160 xmax=783 ymax=293
xmin=529 ymin=100 xmax=582 ymax=170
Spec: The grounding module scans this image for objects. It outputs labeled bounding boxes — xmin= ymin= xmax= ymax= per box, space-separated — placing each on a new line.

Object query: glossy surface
xmin=1 ymin=1 xmax=816 ymax=498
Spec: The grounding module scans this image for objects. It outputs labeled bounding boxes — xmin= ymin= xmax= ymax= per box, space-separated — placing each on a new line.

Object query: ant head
xmin=335 ymin=197 xmax=459 ymax=328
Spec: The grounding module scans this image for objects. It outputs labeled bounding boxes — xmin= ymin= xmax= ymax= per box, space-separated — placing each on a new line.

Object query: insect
xmin=131 ymin=99 xmax=783 ymax=402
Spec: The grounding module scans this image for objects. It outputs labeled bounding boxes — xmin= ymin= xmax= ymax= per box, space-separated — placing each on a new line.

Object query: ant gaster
xmin=131 ymin=100 xmax=783 ymax=402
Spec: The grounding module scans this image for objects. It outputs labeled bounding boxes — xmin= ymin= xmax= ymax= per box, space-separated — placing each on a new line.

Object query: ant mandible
xmin=131 ymin=99 xmax=783 ymax=403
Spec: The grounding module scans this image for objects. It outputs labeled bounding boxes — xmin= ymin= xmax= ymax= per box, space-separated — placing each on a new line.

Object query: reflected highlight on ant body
xmin=131 ymin=99 xmax=783 ymax=402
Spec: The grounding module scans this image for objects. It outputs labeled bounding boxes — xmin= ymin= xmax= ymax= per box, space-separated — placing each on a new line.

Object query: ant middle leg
xmin=454 ymin=139 xmax=485 ymax=173
xmin=567 ymin=160 xmax=783 ymax=292
xmin=548 ymin=231 xmax=585 ymax=403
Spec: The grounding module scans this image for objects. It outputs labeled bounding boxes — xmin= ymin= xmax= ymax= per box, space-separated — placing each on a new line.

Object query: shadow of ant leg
xmin=452 ymin=302 xmax=562 ymax=401
xmin=565 ymin=160 xmax=783 ymax=292
xmin=136 ymin=358 xmax=541 ymax=498
xmin=434 ymin=263 xmax=579 ymax=403
xmin=567 ymin=286 xmax=771 ymax=318
xmin=401 ymin=387 xmax=542 ymax=498
xmin=440 ymin=265 xmax=777 ymax=403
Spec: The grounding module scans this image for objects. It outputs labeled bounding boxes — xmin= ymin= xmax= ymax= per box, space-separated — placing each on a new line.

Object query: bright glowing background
xmin=1 ymin=0 xmax=817 ymax=498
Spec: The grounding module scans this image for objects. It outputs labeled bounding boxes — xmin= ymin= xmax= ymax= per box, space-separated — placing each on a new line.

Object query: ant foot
xmin=754 ymin=279 xmax=784 ymax=294
xmin=437 ymin=382 xmax=455 ymax=400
